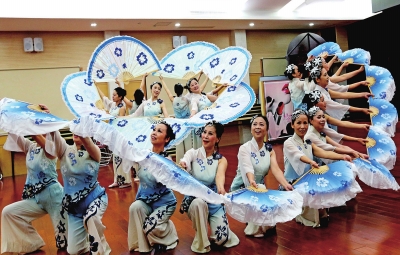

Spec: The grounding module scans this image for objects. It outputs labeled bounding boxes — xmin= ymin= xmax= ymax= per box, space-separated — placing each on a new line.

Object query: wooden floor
xmin=1 ymin=125 xmax=400 ymax=255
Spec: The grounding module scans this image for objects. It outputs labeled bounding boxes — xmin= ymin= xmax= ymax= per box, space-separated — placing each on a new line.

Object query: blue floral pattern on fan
xmin=199 ymin=114 xmax=214 ymax=120
xmin=136 ymin=135 xmax=147 ymax=143
xmin=75 ymin=95 xmax=83 ymax=102
xmin=96 ymin=70 xmax=105 ymax=79
xmin=117 ymin=119 xmax=128 ymax=127
xmin=210 ymin=58 xmax=219 ymax=68
xmin=230 ymin=75 xmax=237 ymax=81
xmin=163 ymin=64 xmax=175 ymax=73
xmin=171 ymin=123 xmax=181 ymax=134
xmin=337 ymin=48 xmax=370 ymax=65
xmin=366 ymin=65 xmax=396 ymax=101
xmin=307 ymin=42 xmax=342 ymax=57
xmin=108 ymin=63 xmax=119 ymax=77
xmin=229 ymin=58 xmax=237 ymax=65
xmin=136 ymin=52 xmax=148 ymax=66
xmin=187 ymin=51 xmax=195 ymax=59
xmin=366 ymin=126 xmax=396 ymax=170
xmin=114 ymin=47 xmax=122 ymax=57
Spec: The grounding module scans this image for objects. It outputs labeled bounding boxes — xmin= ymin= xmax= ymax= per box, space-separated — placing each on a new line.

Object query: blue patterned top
xmin=135 ymin=152 xmax=176 ymax=210
xmin=6 ymin=134 xmax=58 ymax=199
xmin=173 ymin=96 xmax=190 ymax=119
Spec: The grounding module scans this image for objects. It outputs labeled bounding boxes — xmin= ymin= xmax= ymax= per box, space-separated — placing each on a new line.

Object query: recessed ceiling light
xmin=309 ymin=23 xmax=314 ymax=26
xmin=175 ymin=23 xmax=180 ymax=27
xmin=91 ymin=23 xmax=97 ymax=27
xmin=249 ymin=23 xmax=254 ymax=27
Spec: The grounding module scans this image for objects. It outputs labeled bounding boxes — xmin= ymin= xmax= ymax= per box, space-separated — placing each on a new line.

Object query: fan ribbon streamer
xmin=369 ymin=97 xmax=398 ymax=136
xmin=365 ymin=65 xmax=396 ymax=101
xmin=0 ymin=98 xmax=69 ymax=136
xmin=353 ymin=158 xmax=399 ymax=190
xmin=293 ymin=161 xmax=362 ymax=209
xmin=69 ymin=115 xmax=223 ymax=204
xmin=87 ymin=35 xmax=161 ymax=84
xmin=108 ymin=116 xmax=192 ymax=150
xmin=154 ymin=41 xmax=219 ymax=80
xmin=199 ymin=46 xmax=252 ymax=85
xmin=61 ymin=71 xmax=114 ymax=120
xmin=224 ymin=186 xmax=303 ymax=226
xmin=307 ymin=42 xmax=342 ymax=57
xmin=366 ymin=126 xmax=396 ymax=170
xmin=336 ymin=48 xmax=371 ymax=65
xmin=187 ymin=82 xmax=255 ymax=127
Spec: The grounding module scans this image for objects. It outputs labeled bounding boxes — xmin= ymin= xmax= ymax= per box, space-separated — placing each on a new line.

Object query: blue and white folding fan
xmin=353 ymin=158 xmax=399 ymax=190
xmin=87 ymin=36 xmax=161 ymax=84
xmin=61 ymin=71 xmax=114 ymax=120
xmin=108 ymin=116 xmax=192 ymax=150
xmin=187 ymin=82 xmax=255 ymax=127
xmin=154 ymin=41 xmax=219 ymax=80
xmin=307 ymin=42 xmax=342 ymax=57
xmin=366 ymin=126 xmax=396 ymax=170
xmin=199 ymin=46 xmax=252 ymax=85
xmin=0 ymin=98 xmax=69 ymax=136
xmin=69 ymin=115 xmax=223 ymax=205
xmin=369 ymin=97 xmax=398 ymax=136
xmin=336 ymin=48 xmax=371 ymax=65
xmin=293 ymin=161 xmax=362 ymax=209
xmin=365 ymin=65 xmax=396 ymax=101
xmin=224 ymin=186 xmax=303 ymax=226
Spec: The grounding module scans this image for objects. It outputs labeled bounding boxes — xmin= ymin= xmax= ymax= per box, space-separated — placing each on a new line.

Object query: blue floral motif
xmin=216 ymin=105 xmax=221 ymax=108
xmin=156 ymin=209 xmax=166 ymax=219
xmin=75 ymin=94 xmax=83 ymax=102
xmin=108 ymin=63 xmax=119 ymax=77
xmin=379 ymin=92 xmax=386 ymax=99
xmin=387 ymin=122 xmax=392 ymax=127
xmin=297 ymin=146 xmax=302 ymax=151
xmin=152 ymin=102 xmax=156 ymax=105
xmin=265 ymin=143 xmax=272 ymax=152
xmin=260 ymin=151 xmax=265 ymax=157
xmin=260 ymin=204 xmax=269 ymax=212
xmin=207 ymin=158 xmax=213 ymax=165
xmin=221 ymin=69 xmax=225 ymax=74
xmin=114 ymin=47 xmax=122 ymax=57
xmin=229 ymin=102 xmax=240 ymax=108
xmin=35 ymin=119 xmax=43 ymax=125
xmin=136 ymin=135 xmax=147 ymax=143
xmin=210 ymin=58 xmax=220 ymax=68
xmin=122 ymin=63 xmax=127 ymax=69
xmin=37 ymin=171 xmax=45 ymax=179
xmin=214 ymin=225 xmax=227 ymax=241
xmin=157 ymin=99 xmax=163 ymax=104
xmin=185 ymin=66 xmax=190 ymax=71
xmin=171 ymin=123 xmax=181 ymax=134
xmin=390 ymin=150 xmax=396 ymax=156
xmin=96 ymin=70 xmax=105 ymax=79
xmin=230 ymin=75 xmax=238 ymax=81
xmin=89 ymin=235 xmax=99 ymax=254
xmin=163 ymin=64 xmax=175 ymax=73
xmin=73 ymin=118 xmax=80 ymax=124
xmin=29 ymin=150 xmax=34 ymax=161
xmin=128 ymin=141 xmax=133 ymax=146
xmin=287 ymin=199 xmax=293 ymax=204
xmin=78 ymin=151 xmax=84 ymax=157
xmin=90 ymin=103 xmax=95 ymax=107
xmin=187 ymin=51 xmax=195 ymax=59
xmin=227 ymin=86 xmax=236 ymax=92
xmin=35 ymin=148 xmax=41 ymax=154
xmin=199 ymin=114 xmax=214 ymax=120
xmin=229 ymin=57 xmax=237 ymax=65
xmin=369 ymin=167 xmax=376 ymax=174
xmin=172 ymin=171 xmax=181 ymax=178
xmin=84 ymin=175 xmax=93 ymax=183
xmin=309 ymin=189 xmax=316 ymax=196
xmin=117 ymin=119 xmax=128 ymax=127
xmin=197 ymin=158 xmax=206 ymax=172
xmin=117 ymin=103 xmax=124 ymax=108
xmin=68 ymin=152 xmax=77 ymax=166
xmin=136 ymin=52 xmax=148 ymax=66
xmin=341 ymin=180 xmax=348 ymax=187
xmin=143 ymin=216 xmax=156 ymax=229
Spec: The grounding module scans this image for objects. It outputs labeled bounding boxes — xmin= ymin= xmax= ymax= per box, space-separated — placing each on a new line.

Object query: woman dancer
xmin=283 ymin=110 xmax=352 ymax=227
xmin=305 ymin=106 xmax=368 ymax=165
xmin=97 ymin=85 xmax=131 ymax=188
xmin=230 ymin=115 xmax=293 ymax=237
xmin=116 ymin=74 xmax=146 ymax=115
xmin=310 ymin=66 xmax=371 ymax=120
xmin=303 ymin=90 xmax=369 ymax=144
xmin=1 ymin=133 xmax=67 ymax=253
xmin=45 ymin=130 xmax=110 ymax=254
xmin=179 ymin=121 xmax=239 ymax=253
xmin=128 ymin=122 xmax=179 ymax=253
xmin=130 ymin=80 xmax=169 ymax=117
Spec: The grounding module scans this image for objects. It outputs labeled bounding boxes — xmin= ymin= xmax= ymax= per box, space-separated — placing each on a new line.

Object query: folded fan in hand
xmin=61 ymin=71 xmax=114 ymax=120
xmin=307 ymin=42 xmax=342 ymax=57
xmin=366 ymin=126 xmax=396 ymax=170
xmin=87 ymin=35 xmax=161 ymax=84
xmin=154 ymin=41 xmax=219 ymax=80
xmin=0 ymin=98 xmax=69 ymax=136
xmin=224 ymin=185 xmax=303 ymax=226
xmin=336 ymin=48 xmax=370 ymax=65
xmin=293 ymin=161 xmax=362 ymax=209
xmin=199 ymin=46 xmax=252 ymax=85
xmin=187 ymin=81 xmax=255 ymax=127
xmin=365 ymin=65 xmax=396 ymax=101
xmin=353 ymin=158 xmax=399 ymax=190
xmin=369 ymin=97 xmax=398 ymax=136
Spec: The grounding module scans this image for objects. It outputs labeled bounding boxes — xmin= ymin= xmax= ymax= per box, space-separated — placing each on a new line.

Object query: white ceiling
xmin=0 ymin=0 xmax=377 ymax=31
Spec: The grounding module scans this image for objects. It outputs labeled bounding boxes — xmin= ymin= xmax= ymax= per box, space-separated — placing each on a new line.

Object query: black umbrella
xmin=286 ymin=32 xmax=325 ymax=65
